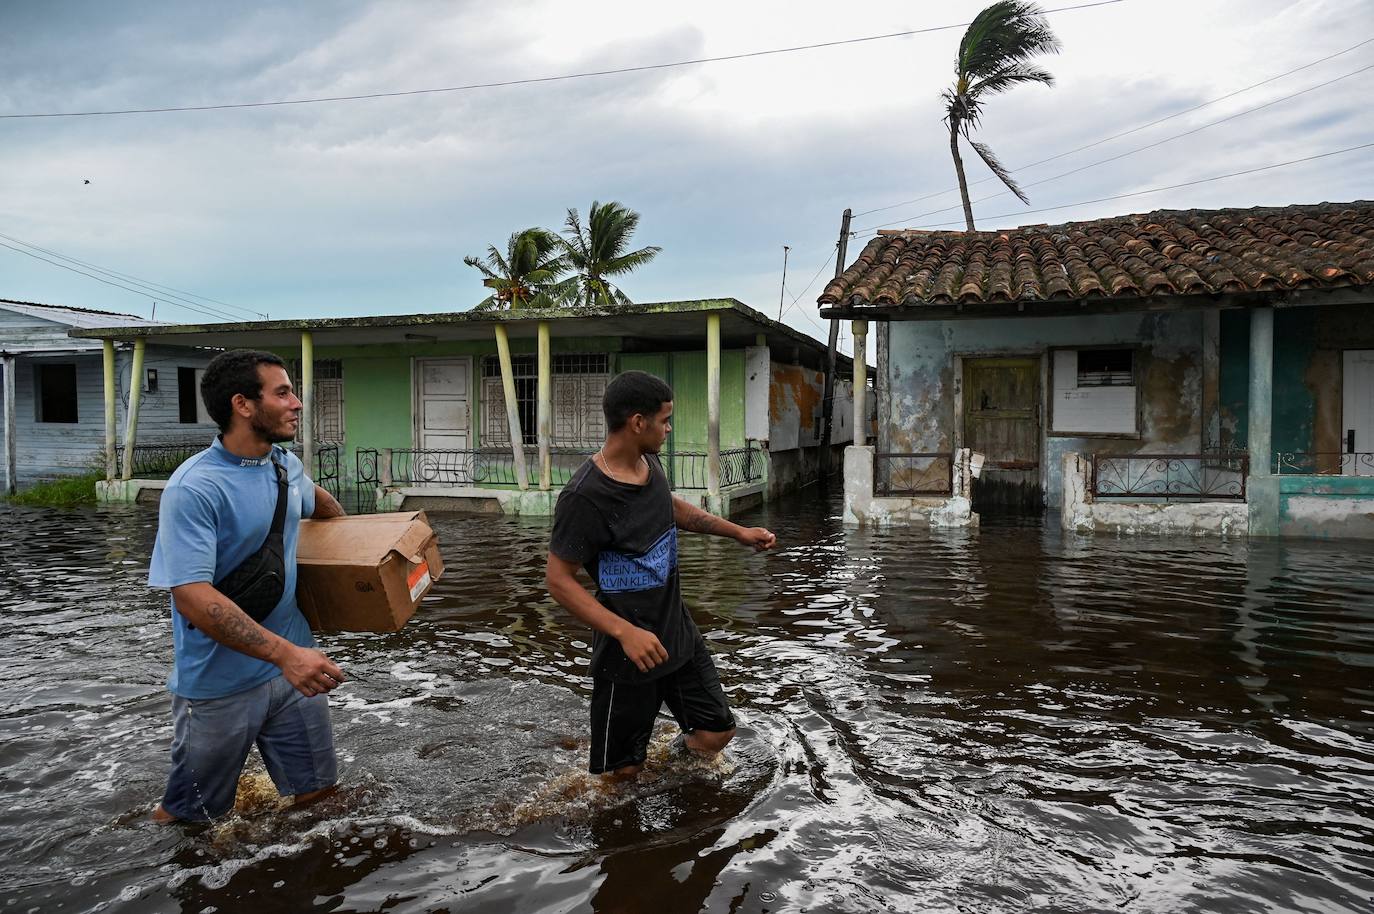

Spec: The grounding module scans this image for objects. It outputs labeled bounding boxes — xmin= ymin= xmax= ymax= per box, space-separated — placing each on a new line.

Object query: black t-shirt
xmin=549 ymin=453 xmax=699 ymax=684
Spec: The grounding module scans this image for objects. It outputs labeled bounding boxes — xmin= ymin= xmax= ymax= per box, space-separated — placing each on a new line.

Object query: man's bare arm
xmin=672 ymin=496 xmax=777 ymax=550
xmin=545 ymin=552 xmax=669 ymax=673
xmin=171 ymin=582 xmax=344 ymax=696
xmin=311 ymin=485 xmax=345 ymax=518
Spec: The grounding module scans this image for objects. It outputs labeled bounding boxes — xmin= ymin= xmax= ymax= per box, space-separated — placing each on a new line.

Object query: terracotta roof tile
xmin=818 ymin=201 xmax=1374 ymax=312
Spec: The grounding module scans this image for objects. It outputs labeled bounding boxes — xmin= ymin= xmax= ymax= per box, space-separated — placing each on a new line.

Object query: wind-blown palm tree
xmin=944 ymin=1 xmax=1060 ymax=232
xmin=464 ymin=228 xmax=575 ymax=310
xmin=560 ymin=201 xmax=661 ymax=308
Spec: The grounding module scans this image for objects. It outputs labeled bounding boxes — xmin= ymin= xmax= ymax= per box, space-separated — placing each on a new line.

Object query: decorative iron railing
xmin=874 ymin=452 xmax=954 ymax=496
xmin=355 ymin=442 xmax=768 ymax=494
xmin=1275 ymin=452 xmax=1374 ymax=476
xmin=663 ymin=446 xmax=768 ymax=490
xmin=1091 ymin=452 xmax=1249 ymax=502
xmin=113 ymin=441 xmax=342 ymax=500
xmin=112 ymin=441 xmax=206 ymax=479
xmin=388 ymin=446 xmax=597 ymax=488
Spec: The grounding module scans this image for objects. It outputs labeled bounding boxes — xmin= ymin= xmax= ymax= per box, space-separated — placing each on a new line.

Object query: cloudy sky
xmin=1 ymin=0 xmax=1371 ymax=354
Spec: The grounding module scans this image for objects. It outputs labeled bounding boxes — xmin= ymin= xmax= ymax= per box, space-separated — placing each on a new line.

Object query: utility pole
xmin=777 ymin=245 xmax=791 ymax=321
xmin=819 ymin=208 xmax=851 ymax=476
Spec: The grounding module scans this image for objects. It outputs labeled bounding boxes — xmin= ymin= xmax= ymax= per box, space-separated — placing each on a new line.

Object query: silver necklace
xmin=596 ymin=449 xmax=645 ymax=483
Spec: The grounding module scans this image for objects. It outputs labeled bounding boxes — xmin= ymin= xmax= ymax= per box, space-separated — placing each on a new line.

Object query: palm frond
xmin=958 ymin=1 xmax=1060 ymax=79
xmin=969 ymin=139 xmax=1029 ymax=204
xmin=969 ymin=62 xmax=1055 ymax=97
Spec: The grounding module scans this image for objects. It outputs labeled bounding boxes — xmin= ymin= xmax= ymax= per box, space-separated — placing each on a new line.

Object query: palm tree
xmin=943 ymin=1 xmax=1060 ymax=232
xmin=560 ymin=201 xmax=661 ymax=308
xmin=463 ymin=228 xmax=575 ymax=310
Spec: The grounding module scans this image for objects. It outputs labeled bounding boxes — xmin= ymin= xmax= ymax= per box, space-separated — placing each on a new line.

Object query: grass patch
xmin=7 ymin=473 xmax=101 ymax=507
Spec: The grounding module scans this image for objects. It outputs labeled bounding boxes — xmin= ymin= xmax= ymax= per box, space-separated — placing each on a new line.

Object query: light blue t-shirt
xmin=149 ymin=436 xmax=317 ymax=699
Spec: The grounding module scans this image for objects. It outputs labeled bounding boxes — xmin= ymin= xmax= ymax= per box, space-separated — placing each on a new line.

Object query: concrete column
xmin=2 ymin=354 xmax=15 ymax=495
xmin=494 ymin=325 xmax=530 ymax=490
xmin=537 ymin=321 xmax=552 ymax=490
xmin=852 ymin=320 xmax=868 ymax=447
xmin=300 ymin=331 xmax=315 ymax=475
xmin=1248 ymin=307 xmax=1273 ymax=475
xmin=706 ymin=312 xmax=721 ymax=496
xmin=102 ymin=340 xmax=117 ymax=480
xmin=1202 ymin=309 xmax=1221 ymax=452
xmin=120 ymin=338 xmax=146 ymax=480
xmin=1247 ymin=306 xmax=1278 ymax=537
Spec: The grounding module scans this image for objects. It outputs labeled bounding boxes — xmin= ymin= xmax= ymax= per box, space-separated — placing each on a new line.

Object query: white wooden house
xmin=0 ymin=299 xmax=220 ymax=492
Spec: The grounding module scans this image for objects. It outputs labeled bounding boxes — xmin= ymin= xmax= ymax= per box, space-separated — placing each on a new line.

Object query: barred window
xmin=289 ymin=359 xmax=345 ymax=444
xmin=481 ymin=353 xmax=609 ymax=447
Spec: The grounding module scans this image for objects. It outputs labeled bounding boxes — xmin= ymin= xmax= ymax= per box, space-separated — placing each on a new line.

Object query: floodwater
xmin=2 ymin=493 xmax=1373 ymax=914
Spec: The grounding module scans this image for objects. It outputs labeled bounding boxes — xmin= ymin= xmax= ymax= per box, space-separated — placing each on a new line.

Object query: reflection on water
xmin=1 ymin=496 xmax=1373 ymax=913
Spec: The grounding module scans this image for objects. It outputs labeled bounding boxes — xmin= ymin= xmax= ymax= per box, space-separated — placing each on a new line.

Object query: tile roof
xmin=818 ymin=201 xmax=1374 ymax=316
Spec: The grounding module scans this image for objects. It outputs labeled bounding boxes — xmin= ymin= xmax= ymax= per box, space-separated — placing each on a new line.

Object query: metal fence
xmin=1091 ymin=453 xmax=1249 ymax=502
xmin=662 ymin=446 xmax=768 ymax=490
xmin=114 ymin=441 xmax=342 ymax=500
xmin=874 ymin=452 xmax=954 ymax=496
xmin=355 ymin=442 xmax=768 ymax=501
xmin=1276 ymin=452 xmax=1374 ymax=476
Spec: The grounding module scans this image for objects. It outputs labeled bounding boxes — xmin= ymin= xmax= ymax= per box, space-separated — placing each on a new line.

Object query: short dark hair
xmin=603 ymin=370 xmax=673 ymax=432
xmin=200 ymin=349 xmax=287 ymax=432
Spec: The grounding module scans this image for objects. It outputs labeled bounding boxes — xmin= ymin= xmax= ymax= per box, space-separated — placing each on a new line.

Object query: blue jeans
xmin=161 ymin=675 xmax=337 ymax=822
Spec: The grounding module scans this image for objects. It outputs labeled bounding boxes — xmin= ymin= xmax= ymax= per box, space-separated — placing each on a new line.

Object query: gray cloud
xmin=1 ymin=0 xmax=1370 ymax=348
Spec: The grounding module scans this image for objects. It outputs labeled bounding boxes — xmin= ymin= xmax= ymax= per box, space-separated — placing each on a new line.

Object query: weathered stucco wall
xmin=884 ymin=311 xmax=1205 ymax=506
xmin=1218 ymin=304 xmax=1374 ymax=465
xmin=1060 ymin=452 xmax=1248 ymax=536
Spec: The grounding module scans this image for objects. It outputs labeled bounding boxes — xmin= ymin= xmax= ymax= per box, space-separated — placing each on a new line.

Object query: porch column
xmin=852 ymin=320 xmax=868 ymax=447
xmin=120 ymin=338 xmax=147 ymax=480
xmin=1248 ymin=307 xmax=1273 ymax=475
xmin=1202 ymin=309 xmax=1221 ymax=452
xmin=493 ymin=324 xmax=530 ymax=490
xmin=537 ymin=320 xmax=552 ymax=490
xmin=300 ymin=331 xmax=315 ymax=475
xmin=102 ymin=340 xmax=117 ymax=480
xmin=706 ymin=312 xmax=721 ymax=496
xmin=2 ymin=354 xmax=15 ymax=495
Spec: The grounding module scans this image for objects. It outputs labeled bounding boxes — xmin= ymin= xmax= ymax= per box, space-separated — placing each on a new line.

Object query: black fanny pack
xmin=213 ymin=453 xmax=289 ymax=623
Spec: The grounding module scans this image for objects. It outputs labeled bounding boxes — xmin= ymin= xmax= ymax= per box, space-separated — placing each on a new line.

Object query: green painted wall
xmin=342 ymin=356 xmax=412 ymax=480
xmin=617 ymin=350 xmax=744 ymax=451
xmin=1217 ymin=308 xmax=1318 ymax=459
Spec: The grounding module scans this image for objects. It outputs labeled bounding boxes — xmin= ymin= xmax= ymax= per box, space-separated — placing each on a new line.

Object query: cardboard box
xmin=296 ymin=511 xmax=444 ymax=632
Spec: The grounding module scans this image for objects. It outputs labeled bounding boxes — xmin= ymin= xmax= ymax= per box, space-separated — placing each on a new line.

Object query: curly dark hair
xmin=200 ymin=349 xmax=287 ymax=432
xmin=603 ymin=370 xmax=673 ymax=432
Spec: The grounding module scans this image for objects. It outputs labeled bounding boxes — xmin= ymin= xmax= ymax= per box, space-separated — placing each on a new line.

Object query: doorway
xmin=1343 ymin=350 xmax=1374 ymax=476
xmin=963 ymin=357 xmax=1042 ymax=512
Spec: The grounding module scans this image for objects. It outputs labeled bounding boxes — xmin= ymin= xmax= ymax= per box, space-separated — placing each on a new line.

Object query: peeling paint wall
xmin=1060 ymin=452 xmax=1248 ymax=536
xmin=884 ymin=311 xmax=1205 ymax=507
xmin=1218 ymin=304 xmax=1374 ymax=464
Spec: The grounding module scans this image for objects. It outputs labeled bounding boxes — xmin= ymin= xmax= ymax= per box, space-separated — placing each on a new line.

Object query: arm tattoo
xmin=203 ymin=601 xmax=270 ymax=652
xmin=682 ymin=507 xmax=724 ymax=535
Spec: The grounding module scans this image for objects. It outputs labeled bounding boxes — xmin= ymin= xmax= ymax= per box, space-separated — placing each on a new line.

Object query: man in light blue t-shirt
xmin=148 ymin=349 xmax=346 ymax=823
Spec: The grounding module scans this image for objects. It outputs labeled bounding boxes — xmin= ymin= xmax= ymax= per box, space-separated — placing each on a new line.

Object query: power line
xmin=851 ymin=35 xmax=1374 ymax=219
xmin=854 ymin=61 xmax=1374 ymax=233
xmin=0 ymin=230 xmax=266 ymax=319
xmin=0 ymin=0 xmax=1127 ymax=119
xmin=848 ymin=141 xmax=1374 ymax=240
xmin=0 ymin=240 xmax=245 ymax=322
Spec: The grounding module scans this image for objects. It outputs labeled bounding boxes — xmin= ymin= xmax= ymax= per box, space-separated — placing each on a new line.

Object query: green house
xmin=74 ymin=299 xmax=858 ymax=515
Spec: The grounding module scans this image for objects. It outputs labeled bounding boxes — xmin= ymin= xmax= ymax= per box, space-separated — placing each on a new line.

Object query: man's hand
xmin=735 ymin=526 xmax=777 ymax=551
xmin=617 ymin=626 xmax=669 ymax=674
xmin=276 ymin=643 xmax=346 ymax=698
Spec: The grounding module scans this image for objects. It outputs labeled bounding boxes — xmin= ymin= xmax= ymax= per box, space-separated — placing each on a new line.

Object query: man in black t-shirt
xmin=546 ymin=370 xmax=776 ymax=776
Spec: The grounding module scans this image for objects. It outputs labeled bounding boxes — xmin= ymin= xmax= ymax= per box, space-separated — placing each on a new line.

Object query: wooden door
xmin=963 ymin=357 xmax=1042 ymax=512
xmin=1343 ymin=350 xmax=1374 ymax=476
xmin=416 ymin=358 xmax=471 ymax=451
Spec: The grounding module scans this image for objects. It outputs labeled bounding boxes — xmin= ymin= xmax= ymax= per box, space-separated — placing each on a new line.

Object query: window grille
xmin=482 ymin=353 xmax=609 ymax=447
